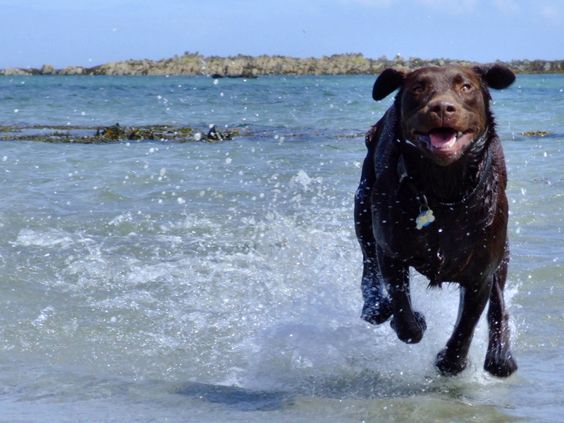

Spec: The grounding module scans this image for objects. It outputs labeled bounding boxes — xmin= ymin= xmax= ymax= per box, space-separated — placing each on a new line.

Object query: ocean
xmin=0 ymin=74 xmax=562 ymax=422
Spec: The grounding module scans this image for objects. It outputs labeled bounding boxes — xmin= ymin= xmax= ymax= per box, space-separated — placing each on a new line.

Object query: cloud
xmin=493 ymin=0 xmax=520 ymax=15
xmin=416 ymin=0 xmax=477 ymax=13
xmin=342 ymin=0 xmax=395 ymax=7
xmin=539 ymin=4 xmax=562 ymax=24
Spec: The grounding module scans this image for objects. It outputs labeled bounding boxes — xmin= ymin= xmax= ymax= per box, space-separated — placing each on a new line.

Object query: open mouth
xmin=416 ymin=127 xmax=472 ymax=152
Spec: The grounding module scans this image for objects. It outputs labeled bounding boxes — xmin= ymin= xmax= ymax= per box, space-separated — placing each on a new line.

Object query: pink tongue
xmin=429 ymin=131 xmax=457 ymax=147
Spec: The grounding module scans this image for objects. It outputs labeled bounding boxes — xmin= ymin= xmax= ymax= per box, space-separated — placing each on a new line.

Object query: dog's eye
xmin=412 ymin=85 xmax=425 ymax=94
xmin=461 ymin=83 xmax=473 ymax=93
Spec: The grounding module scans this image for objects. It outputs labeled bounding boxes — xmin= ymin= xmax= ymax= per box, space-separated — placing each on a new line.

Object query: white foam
xmin=14 ymin=228 xmax=73 ymax=248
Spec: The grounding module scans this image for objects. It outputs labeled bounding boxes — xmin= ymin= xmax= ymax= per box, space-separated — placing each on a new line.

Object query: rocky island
xmin=2 ymin=53 xmax=563 ymax=76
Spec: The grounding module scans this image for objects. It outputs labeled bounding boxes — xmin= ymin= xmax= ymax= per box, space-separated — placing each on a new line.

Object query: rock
xmin=99 ymin=123 xmax=125 ymax=140
xmin=40 ymin=64 xmax=55 ymax=75
xmin=59 ymin=66 xmax=85 ymax=75
xmin=2 ymin=55 xmax=564 ymax=77
xmin=2 ymin=67 xmax=31 ymax=76
xmin=521 ymin=130 xmax=552 ymax=137
xmin=207 ymin=125 xmax=223 ymax=141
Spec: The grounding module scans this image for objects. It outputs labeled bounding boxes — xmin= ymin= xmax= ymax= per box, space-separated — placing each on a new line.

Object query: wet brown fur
xmin=355 ymin=64 xmax=518 ymax=377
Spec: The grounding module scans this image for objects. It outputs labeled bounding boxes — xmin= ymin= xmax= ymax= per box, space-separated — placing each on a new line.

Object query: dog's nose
xmin=429 ymin=100 xmax=458 ymax=119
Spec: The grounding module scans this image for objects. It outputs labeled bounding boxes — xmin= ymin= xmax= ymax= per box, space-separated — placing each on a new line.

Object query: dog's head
xmin=372 ymin=64 xmax=515 ymax=166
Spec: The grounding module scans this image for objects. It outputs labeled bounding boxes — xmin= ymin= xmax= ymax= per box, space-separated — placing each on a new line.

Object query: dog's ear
xmin=372 ymin=68 xmax=407 ymax=101
xmin=473 ymin=63 xmax=515 ymax=90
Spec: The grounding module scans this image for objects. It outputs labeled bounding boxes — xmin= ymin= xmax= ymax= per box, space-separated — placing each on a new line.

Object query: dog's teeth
xmin=457 ymin=132 xmax=463 ymax=138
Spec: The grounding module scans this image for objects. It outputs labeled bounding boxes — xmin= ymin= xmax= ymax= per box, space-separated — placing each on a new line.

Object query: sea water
xmin=0 ymin=75 xmax=562 ymax=422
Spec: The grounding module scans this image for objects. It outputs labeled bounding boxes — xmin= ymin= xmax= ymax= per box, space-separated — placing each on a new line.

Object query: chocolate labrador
xmin=355 ymin=64 xmax=517 ymax=377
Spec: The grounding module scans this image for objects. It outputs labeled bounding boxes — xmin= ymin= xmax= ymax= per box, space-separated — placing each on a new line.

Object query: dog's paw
xmin=435 ymin=348 xmax=467 ymax=376
xmin=361 ymin=297 xmax=393 ymax=325
xmin=484 ymin=346 xmax=518 ymax=378
xmin=390 ymin=311 xmax=426 ymax=344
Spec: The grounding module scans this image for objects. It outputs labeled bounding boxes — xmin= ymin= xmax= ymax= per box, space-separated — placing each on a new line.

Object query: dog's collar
xmin=396 ymin=129 xmax=492 ymax=228
xmin=397 ymin=153 xmax=435 ymax=229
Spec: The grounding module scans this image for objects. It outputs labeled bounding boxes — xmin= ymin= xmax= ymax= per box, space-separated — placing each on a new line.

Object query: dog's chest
xmin=412 ymin=204 xmax=488 ymax=283
xmin=372 ymin=186 xmax=495 ymax=283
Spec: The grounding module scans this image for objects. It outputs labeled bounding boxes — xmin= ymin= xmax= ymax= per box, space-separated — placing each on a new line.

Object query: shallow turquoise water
xmin=0 ymin=74 xmax=562 ymax=422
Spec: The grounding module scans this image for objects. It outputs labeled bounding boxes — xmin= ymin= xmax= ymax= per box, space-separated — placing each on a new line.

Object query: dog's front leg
xmin=378 ymin=252 xmax=426 ymax=343
xmin=356 ymin=204 xmax=392 ymax=325
xmin=359 ymin=256 xmax=392 ymax=325
xmin=436 ymin=279 xmax=492 ymax=375
xmin=355 ymin=149 xmax=393 ymax=325
xmin=484 ymin=255 xmax=518 ymax=377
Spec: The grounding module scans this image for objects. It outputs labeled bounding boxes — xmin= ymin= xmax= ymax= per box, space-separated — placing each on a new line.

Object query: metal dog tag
xmin=416 ymin=208 xmax=435 ymax=230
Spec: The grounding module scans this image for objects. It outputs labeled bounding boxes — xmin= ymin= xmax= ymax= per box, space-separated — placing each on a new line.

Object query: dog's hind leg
xmin=355 ymin=147 xmax=392 ymax=325
xmin=484 ymin=252 xmax=518 ymax=377
xmin=378 ymin=253 xmax=426 ymax=343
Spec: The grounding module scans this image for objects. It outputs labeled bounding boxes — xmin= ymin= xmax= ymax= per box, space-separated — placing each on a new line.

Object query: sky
xmin=1 ymin=0 xmax=563 ymax=68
